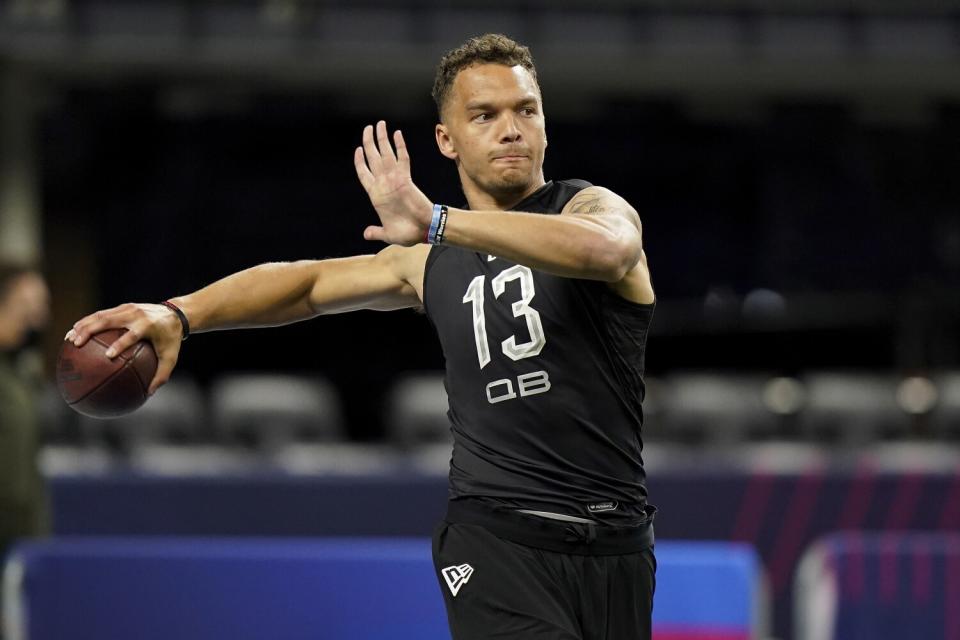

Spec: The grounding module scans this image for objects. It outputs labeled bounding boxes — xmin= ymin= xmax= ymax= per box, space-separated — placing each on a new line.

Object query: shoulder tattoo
xmin=568 ymin=193 xmax=609 ymax=215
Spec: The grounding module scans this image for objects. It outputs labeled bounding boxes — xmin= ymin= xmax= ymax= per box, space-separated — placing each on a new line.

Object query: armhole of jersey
xmin=601 ymin=284 xmax=657 ymax=311
xmin=421 ymin=244 xmax=446 ymax=318
xmin=554 ymin=179 xmax=594 ymax=215
xmin=560 ymin=178 xmax=594 ymax=192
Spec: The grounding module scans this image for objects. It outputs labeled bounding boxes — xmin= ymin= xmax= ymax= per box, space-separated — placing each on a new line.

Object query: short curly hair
xmin=432 ymin=33 xmax=539 ymax=119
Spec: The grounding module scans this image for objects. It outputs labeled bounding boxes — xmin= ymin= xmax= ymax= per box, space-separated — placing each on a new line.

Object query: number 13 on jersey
xmin=462 ymin=264 xmax=551 ymax=404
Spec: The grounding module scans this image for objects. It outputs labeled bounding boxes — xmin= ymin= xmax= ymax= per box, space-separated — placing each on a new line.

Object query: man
xmin=0 ymin=263 xmax=51 ymax=564
xmin=66 ymin=34 xmax=657 ymax=639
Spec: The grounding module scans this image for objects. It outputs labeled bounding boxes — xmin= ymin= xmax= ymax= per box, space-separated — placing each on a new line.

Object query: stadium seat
xmin=73 ymin=377 xmax=261 ymax=475
xmin=384 ymin=372 xmax=452 ymax=474
xmin=385 ymin=372 xmax=450 ymax=445
xmin=210 ymin=373 xmax=345 ymax=451
xmin=658 ymin=371 xmax=780 ymax=444
xmin=637 ymin=374 xmax=668 ymax=438
xmin=78 ymin=377 xmax=206 ymax=447
xmin=858 ymin=440 xmax=960 ymax=472
xmin=929 ymin=371 xmax=960 ymax=439
xmin=39 ymin=383 xmax=119 ymax=475
xmin=37 ymin=382 xmax=79 ymax=446
xmin=719 ymin=440 xmax=831 ymax=473
xmin=799 ymin=371 xmax=909 ymax=443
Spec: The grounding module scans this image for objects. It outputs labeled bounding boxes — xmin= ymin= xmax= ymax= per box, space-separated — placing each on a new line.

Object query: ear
xmin=542 ymin=105 xmax=548 ymax=149
xmin=435 ymin=123 xmax=458 ymax=161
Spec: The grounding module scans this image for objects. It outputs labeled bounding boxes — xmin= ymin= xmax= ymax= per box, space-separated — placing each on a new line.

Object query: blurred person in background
xmin=66 ymin=33 xmax=657 ymax=640
xmin=0 ymin=262 xmax=51 ymax=568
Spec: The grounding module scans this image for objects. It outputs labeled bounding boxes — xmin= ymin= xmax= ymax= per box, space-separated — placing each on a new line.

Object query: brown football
xmin=57 ymin=328 xmax=158 ymax=418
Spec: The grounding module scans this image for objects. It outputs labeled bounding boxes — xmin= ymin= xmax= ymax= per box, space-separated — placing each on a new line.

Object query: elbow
xmin=584 ymin=235 xmax=641 ymax=282
xmin=297 ymin=260 xmax=327 ymax=317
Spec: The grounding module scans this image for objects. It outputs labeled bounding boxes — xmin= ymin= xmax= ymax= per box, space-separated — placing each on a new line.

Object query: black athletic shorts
xmin=431 ymin=500 xmax=657 ymax=640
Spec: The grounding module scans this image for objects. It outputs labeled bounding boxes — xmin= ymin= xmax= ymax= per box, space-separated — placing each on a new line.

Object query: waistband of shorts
xmin=444 ymin=498 xmax=656 ymax=556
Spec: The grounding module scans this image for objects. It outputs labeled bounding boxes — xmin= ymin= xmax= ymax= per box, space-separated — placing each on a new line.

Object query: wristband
xmin=426 ymin=204 xmax=449 ymax=245
xmin=160 ymin=300 xmax=190 ymax=341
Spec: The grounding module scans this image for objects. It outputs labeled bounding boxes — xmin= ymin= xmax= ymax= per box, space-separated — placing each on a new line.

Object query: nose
xmin=498 ymin=112 xmax=522 ymax=143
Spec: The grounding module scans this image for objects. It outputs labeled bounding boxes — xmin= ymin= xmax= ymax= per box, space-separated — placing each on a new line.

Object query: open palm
xmin=354 ymin=120 xmax=434 ymax=246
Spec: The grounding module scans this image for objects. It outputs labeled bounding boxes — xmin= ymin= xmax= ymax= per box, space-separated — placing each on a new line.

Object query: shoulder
xmin=375 ymin=244 xmax=430 ymax=302
xmin=376 ymin=244 xmax=430 ymax=297
xmin=562 ymin=186 xmax=640 ymax=224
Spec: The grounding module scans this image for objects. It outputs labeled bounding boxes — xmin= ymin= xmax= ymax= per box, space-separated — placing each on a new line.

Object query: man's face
xmin=436 ymin=63 xmax=547 ymax=202
xmin=0 ymin=273 xmax=50 ymax=348
xmin=15 ymin=273 xmax=50 ymax=331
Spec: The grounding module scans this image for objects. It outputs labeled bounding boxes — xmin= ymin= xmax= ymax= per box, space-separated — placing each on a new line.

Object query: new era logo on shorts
xmin=442 ymin=563 xmax=474 ymax=597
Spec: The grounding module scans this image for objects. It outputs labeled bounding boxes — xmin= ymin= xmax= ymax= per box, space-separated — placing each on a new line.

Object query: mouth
xmin=493 ymin=155 xmax=529 ymax=162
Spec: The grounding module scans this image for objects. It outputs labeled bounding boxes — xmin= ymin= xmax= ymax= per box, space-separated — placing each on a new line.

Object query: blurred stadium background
xmin=2 ymin=1 xmax=960 ymax=639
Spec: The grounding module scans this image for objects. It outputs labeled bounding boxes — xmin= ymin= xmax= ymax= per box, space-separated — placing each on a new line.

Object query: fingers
xmin=148 ymin=354 xmax=178 ymax=396
xmin=354 ymin=146 xmax=374 ymax=190
xmin=359 ymin=121 xmax=402 ymax=176
xmin=103 ymin=326 xmax=144 ymax=359
xmin=376 ymin=120 xmax=396 ymax=165
xmin=66 ymin=305 xmax=127 ymax=347
xmin=361 ymin=124 xmax=382 ymax=173
xmin=65 ymin=302 xmax=175 ymax=360
xmin=363 ymin=225 xmax=386 ymax=242
xmin=394 ymin=129 xmax=409 ymax=168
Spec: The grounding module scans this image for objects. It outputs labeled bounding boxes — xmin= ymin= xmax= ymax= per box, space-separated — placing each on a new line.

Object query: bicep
xmin=565 ymin=187 xmax=655 ymax=301
xmin=307 ymin=246 xmax=424 ymax=315
xmin=561 ymin=186 xmax=642 ymax=240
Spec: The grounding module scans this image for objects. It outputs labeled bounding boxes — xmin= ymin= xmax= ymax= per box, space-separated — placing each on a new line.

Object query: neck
xmin=460 ymin=171 xmax=547 ymax=211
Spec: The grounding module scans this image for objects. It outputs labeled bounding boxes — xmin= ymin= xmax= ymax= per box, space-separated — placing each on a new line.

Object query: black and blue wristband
xmin=426 ymin=204 xmax=449 ymax=245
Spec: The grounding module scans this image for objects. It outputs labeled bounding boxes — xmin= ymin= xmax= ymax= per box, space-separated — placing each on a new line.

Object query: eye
xmin=472 ymin=112 xmax=493 ymax=123
xmin=520 ymin=106 xmax=537 ymax=116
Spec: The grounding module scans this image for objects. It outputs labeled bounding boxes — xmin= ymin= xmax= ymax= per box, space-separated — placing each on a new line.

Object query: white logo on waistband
xmin=442 ymin=563 xmax=474 ymax=597
xmin=587 ymin=501 xmax=619 ymax=513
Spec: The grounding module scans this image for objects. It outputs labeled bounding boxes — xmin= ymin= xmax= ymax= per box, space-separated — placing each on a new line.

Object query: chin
xmin=486 ymin=172 xmax=534 ymax=196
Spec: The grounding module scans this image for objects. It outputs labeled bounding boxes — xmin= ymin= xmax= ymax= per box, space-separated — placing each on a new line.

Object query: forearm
xmin=169 ymin=261 xmax=320 ymax=333
xmin=441 ymin=208 xmax=636 ymax=281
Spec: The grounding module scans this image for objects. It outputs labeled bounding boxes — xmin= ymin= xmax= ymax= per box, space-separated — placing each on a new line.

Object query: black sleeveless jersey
xmin=422 ymin=179 xmax=655 ymax=525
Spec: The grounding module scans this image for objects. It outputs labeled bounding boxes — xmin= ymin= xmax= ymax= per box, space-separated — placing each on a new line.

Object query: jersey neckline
xmin=507 ymin=180 xmax=554 ymax=212
xmin=462 ymin=180 xmax=556 ymax=212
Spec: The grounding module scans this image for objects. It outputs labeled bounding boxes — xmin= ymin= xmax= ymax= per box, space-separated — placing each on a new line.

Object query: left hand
xmin=354 ymin=120 xmax=434 ymax=246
